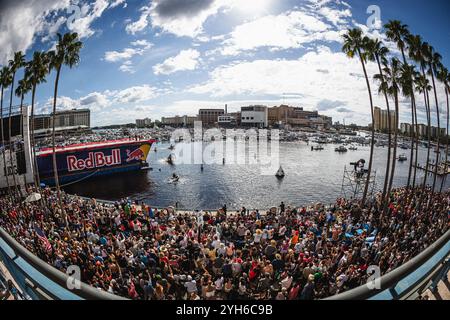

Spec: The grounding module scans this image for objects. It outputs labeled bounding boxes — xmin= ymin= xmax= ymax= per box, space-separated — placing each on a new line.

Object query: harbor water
xmin=63 ymin=141 xmax=450 ymax=210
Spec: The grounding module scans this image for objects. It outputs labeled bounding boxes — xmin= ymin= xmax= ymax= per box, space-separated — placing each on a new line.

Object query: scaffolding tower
xmin=340 ymin=165 xmax=377 ymax=199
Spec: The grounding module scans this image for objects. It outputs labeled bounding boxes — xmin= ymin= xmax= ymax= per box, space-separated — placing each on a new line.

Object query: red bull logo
xmin=67 ymin=149 xmax=121 ymax=172
xmin=126 ymin=147 xmax=145 ymax=162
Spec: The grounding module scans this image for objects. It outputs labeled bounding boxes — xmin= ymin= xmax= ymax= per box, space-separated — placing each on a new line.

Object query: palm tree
xmin=407 ymin=34 xmax=433 ymax=191
xmin=385 ymin=21 xmax=417 ymax=188
xmin=15 ymin=77 xmax=32 ymax=187
xmin=25 ymin=51 xmax=50 ymax=189
xmin=400 ymin=63 xmax=420 ymax=188
xmin=0 ymin=66 xmax=12 ymax=195
xmin=342 ymin=28 xmax=375 ymax=203
xmin=414 ymin=74 xmax=432 ymax=190
xmin=437 ymin=67 xmax=449 ymax=192
xmin=7 ymin=51 xmax=26 ymax=197
xmin=48 ymin=32 xmax=82 ymax=221
xmin=380 ymin=58 xmax=402 ymax=197
xmin=423 ymin=44 xmax=443 ymax=193
xmin=368 ymin=38 xmax=392 ymax=204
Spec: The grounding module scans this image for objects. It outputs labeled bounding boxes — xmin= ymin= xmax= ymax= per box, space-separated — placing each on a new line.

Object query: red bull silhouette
xmin=126 ymin=148 xmax=145 ymax=162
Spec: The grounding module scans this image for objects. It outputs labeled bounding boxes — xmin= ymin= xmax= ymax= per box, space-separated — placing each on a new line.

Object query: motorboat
xmin=275 ymin=166 xmax=285 ymax=178
xmin=348 ymin=145 xmax=358 ymax=151
xmin=311 ymin=145 xmax=324 ymax=151
xmin=335 ymin=146 xmax=348 ymax=153
xmin=398 ymin=154 xmax=407 ymax=162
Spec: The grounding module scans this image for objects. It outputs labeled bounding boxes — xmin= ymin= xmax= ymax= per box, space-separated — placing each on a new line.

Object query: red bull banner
xmin=67 ymin=149 xmax=121 ymax=172
xmin=36 ymin=140 xmax=154 ymax=184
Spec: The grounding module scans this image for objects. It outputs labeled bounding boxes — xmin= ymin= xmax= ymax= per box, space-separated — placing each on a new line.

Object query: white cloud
xmin=68 ymin=0 xmax=110 ymax=39
xmin=0 ymin=0 xmax=70 ymax=64
xmin=153 ymin=49 xmax=201 ymax=75
xmin=104 ymin=47 xmax=144 ymax=62
xmin=189 ymin=46 xmax=384 ymax=124
xmin=219 ymin=10 xmax=343 ymax=56
xmin=110 ymin=0 xmax=126 ymax=8
xmin=125 ymin=0 xmax=234 ymax=37
xmin=125 ymin=5 xmax=152 ymax=35
xmin=113 ymin=85 xmax=160 ymax=103
xmin=104 ymin=39 xmax=153 ymax=72
xmin=0 ymin=0 xmax=124 ymax=63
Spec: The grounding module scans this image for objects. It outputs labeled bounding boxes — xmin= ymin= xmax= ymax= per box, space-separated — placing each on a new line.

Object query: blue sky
xmin=0 ymin=0 xmax=449 ymax=126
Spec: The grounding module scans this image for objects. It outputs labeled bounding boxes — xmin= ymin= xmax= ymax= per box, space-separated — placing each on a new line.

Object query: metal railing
xmin=326 ymin=229 xmax=450 ymax=300
xmin=1 ymin=223 xmax=448 ymax=300
xmin=0 ymin=227 xmax=126 ymax=300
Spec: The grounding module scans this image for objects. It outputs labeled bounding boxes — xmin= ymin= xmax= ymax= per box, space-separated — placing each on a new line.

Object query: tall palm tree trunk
xmin=8 ymin=73 xmax=21 ymax=198
xmin=387 ymin=93 xmax=400 ymax=196
xmin=51 ymin=66 xmax=66 ymax=224
xmin=358 ymin=49 xmax=375 ymax=203
xmin=30 ymin=85 xmax=41 ymax=189
xmin=412 ymin=98 xmax=419 ymax=187
xmin=0 ymin=87 xmax=11 ymax=195
xmin=399 ymin=49 xmax=416 ymax=189
xmin=375 ymin=55 xmax=392 ymax=207
xmin=429 ymin=68 xmax=441 ymax=193
xmin=440 ymin=86 xmax=449 ymax=192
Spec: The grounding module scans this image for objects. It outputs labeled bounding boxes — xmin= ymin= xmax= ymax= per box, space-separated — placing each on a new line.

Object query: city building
xmin=374 ymin=106 xmax=397 ymax=132
xmin=52 ymin=108 xmax=91 ymax=128
xmin=267 ymin=105 xmax=332 ymax=129
xmin=218 ymin=115 xmax=237 ymax=127
xmin=161 ymin=115 xmax=197 ymax=127
xmin=32 ymin=114 xmax=52 ymax=131
xmin=400 ymin=123 xmax=412 ymax=135
xmin=401 ymin=122 xmax=446 ymax=139
xmin=241 ymin=105 xmax=268 ymax=128
xmin=136 ymin=118 xmax=152 ymax=128
xmin=198 ymin=109 xmax=224 ymax=126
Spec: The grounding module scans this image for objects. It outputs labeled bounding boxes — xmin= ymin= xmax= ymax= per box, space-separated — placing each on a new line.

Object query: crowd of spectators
xmin=0 ymin=186 xmax=448 ymax=300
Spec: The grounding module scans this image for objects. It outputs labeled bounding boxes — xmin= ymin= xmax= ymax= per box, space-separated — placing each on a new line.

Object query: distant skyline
xmin=0 ymin=0 xmax=449 ymax=127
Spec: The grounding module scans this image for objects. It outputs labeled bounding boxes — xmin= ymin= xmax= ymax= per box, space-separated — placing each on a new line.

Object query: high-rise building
xmin=136 ymin=118 xmax=152 ymax=128
xmin=52 ymin=109 xmax=91 ymax=128
xmin=374 ymin=106 xmax=397 ymax=132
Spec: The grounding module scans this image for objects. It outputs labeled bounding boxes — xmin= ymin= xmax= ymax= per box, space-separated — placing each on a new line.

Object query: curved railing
xmin=326 ymin=229 xmax=450 ymax=300
xmin=0 ymin=227 xmax=126 ymax=300
xmin=1 ymin=225 xmax=449 ymax=300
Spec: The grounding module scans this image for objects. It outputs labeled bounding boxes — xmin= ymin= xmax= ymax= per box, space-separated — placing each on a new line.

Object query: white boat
xmin=275 ymin=166 xmax=285 ymax=178
xmin=348 ymin=145 xmax=358 ymax=151
xmin=398 ymin=154 xmax=407 ymax=161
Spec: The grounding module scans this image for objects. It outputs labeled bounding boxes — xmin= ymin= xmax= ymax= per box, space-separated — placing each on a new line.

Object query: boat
xmin=36 ymin=138 xmax=156 ymax=186
xmin=275 ymin=166 xmax=285 ymax=178
xmin=348 ymin=145 xmax=358 ymax=151
xmin=168 ymin=144 xmax=175 ymax=150
xmin=398 ymin=154 xmax=407 ymax=162
xmin=335 ymin=146 xmax=348 ymax=153
xmin=311 ymin=145 xmax=324 ymax=151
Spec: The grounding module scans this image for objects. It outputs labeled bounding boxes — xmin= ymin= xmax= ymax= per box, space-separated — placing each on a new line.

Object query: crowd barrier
xmin=0 ymin=226 xmax=449 ymax=300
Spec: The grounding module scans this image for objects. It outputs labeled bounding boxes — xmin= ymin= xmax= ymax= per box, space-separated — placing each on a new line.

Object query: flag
xmin=34 ymin=225 xmax=52 ymax=254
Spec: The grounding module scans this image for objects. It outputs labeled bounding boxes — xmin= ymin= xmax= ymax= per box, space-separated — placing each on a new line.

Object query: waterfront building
xmin=198 ymin=109 xmax=224 ymax=126
xmin=267 ymin=105 xmax=332 ymax=129
xmin=52 ymin=108 xmax=90 ymax=128
xmin=161 ymin=115 xmax=197 ymax=127
xmin=240 ymin=105 xmax=268 ymax=128
xmin=402 ymin=122 xmax=446 ymax=139
xmin=374 ymin=106 xmax=397 ymax=133
xmin=401 ymin=123 xmax=412 ymax=135
xmin=136 ymin=118 xmax=152 ymax=128
xmin=218 ymin=114 xmax=237 ymax=127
